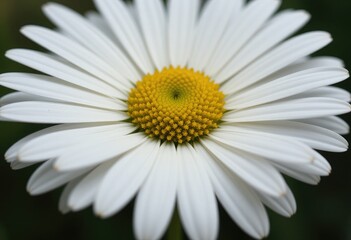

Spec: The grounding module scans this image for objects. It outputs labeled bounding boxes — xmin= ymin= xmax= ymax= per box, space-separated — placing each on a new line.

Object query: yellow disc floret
xmin=127 ymin=67 xmax=225 ymax=144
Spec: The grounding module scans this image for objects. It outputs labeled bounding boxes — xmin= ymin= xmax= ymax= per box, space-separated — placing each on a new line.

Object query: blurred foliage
xmin=0 ymin=0 xmax=350 ymax=240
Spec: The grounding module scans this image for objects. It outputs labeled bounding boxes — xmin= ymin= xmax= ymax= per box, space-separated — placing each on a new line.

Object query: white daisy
xmin=1 ymin=0 xmax=350 ymax=239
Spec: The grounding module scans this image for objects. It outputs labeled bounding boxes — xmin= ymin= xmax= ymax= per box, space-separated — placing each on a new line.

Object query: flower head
xmin=1 ymin=0 xmax=350 ymax=239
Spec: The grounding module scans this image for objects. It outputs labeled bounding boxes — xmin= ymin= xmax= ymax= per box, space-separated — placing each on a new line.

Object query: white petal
xmin=273 ymin=149 xmax=331 ymax=177
xmin=291 ymin=86 xmax=351 ymax=102
xmin=298 ymin=116 xmax=349 ymax=135
xmin=27 ymin=159 xmax=91 ymax=196
xmin=220 ymin=122 xmax=348 ymax=152
xmin=5 ymin=123 xmax=96 ymax=163
xmin=208 ymin=0 xmax=281 ymax=77
xmin=19 ymin=123 xmax=134 ymax=162
xmin=55 ymin=133 xmax=146 ymax=171
xmin=0 ymin=73 xmax=126 ymax=111
xmin=126 ymin=2 xmax=138 ymax=22
xmin=0 ymin=101 xmax=128 ymax=123
xmin=301 ymin=56 xmax=344 ymax=67
xmin=188 ymin=0 xmax=242 ymax=71
xmin=68 ymin=160 xmax=117 ymax=211
xmin=196 ymin=144 xmax=269 ymax=239
xmin=1 ymin=92 xmax=61 ymax=106
xmin=275 ymin=164 xmax=321 ymax=185
xmin=221 ymin=31 xmax=332 ymax=92
xmin=10 ymin=160 xmax=36 ymax=170
xmin=136 ymin=0 xmax=169 ymax=70
xmin=1 ymin=92 xmax=29 ymax=106
xmin=210 ymin=129 xmax=314 ymax=164
xmin=266 ymin=56 xmax=345 ymax=81
xmin=177 ymin=144 xmax=219 ymax=240
xmin=168 ymin=0 xmax=200 ymax=67
xmin=310 ymin=151 xmax=331 ymax=175
xmin=94 ymin=0 xmax=154 ymax=73
xmin=21 ymin=26 xmax=131 ymax=94
xmin=59 ymin=177 xmax=82 ymax=214
xmin=6 ymin=49 xmax=120 ymax=97
xmin=257 ymin=186 xmax=296 ymax=217
xmin=134 ymin=143 xmax=177 ymax=240
xmin=212 ymin=9 xmax=309 ymax=80
xmin=85 ymin=11 xmax=118 ymax=43
xmin=202 ymin=139 xmax=287 ymax=197
xmin=224 ymin=97 xmax=350 ymax=122
xmin=226 ymin=67 xmax=349 ymax=108
xmin=5 ymin=129 xmax=48 ymax=163
xmin=43 ymin=3 xmax=140 ymax=83
xmin=95 ymin=140 xmax=160 ymax=217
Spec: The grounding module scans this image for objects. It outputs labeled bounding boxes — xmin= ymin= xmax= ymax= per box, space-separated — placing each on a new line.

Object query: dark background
xmin=0 ymin=0 xmax=350 ymax=239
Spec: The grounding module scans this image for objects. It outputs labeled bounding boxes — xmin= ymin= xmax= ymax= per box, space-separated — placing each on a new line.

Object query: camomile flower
xmin=1 ymin=0 xmax=350 ymax=239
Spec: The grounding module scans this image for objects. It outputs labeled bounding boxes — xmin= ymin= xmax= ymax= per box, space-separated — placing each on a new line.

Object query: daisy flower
xmin=1 ymin=0 xmax=350 ymax=239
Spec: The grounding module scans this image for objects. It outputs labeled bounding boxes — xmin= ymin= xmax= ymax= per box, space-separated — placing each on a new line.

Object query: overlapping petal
xmin=0 ymin=1 xmax=349 ymax=240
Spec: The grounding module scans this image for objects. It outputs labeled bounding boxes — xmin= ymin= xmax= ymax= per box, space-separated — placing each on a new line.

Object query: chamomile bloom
xmin=1 ymin=0 xmax=350 ymax=239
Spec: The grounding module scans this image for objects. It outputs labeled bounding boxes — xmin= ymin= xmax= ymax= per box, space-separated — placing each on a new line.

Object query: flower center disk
xmin=128 ymin=67 xmax=225 ymax=144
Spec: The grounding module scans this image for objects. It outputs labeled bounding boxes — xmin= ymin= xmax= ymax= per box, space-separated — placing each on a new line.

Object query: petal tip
xmin=67 ymin=202 xmax=79 ymax=212
xmin=95 ymin=210 xmax=107 ymax=219
xmin=19 ymin=25 xmax=31 ymax=34
xmin=27 ymin=186 xmax=38 ymax=196
xmin=42 ymin=2 xmax=68 ymax=16
xmin=279 ymin=190 xmax=288 ymax=198
xmin=285 ymin=212 xmax=295 ymax=218
xmin=4 ymin=150 xmax=15 ymax=162
xmin=299 ymin=9 xmax=311 ymax=18
xmin=4 ymin=49 xmax=15 ymax=58
xmin=42 ymin=2 xmax=54 ymax=11
xmin=53 ymin=163 xmax=61 ymax=172
xmin=259 ymin=231 xmax=270 ymax=240
xmin=20 ymin=25 xmax=40 ymax=38
xmin=17 ymin=154 xmax=26 ymax=162
xmin=59 ymin=208 xmax=70 ymax=215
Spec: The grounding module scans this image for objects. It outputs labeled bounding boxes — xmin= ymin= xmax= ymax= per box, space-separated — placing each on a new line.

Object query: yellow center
xmin=127 ymin=67 xmax=225 ymax=144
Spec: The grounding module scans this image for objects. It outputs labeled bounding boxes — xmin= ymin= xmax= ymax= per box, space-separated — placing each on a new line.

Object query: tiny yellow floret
xmin=128 ymin=67 xmax=225 ymax=143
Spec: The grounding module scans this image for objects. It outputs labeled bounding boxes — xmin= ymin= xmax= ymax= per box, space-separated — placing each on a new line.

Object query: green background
xmin=0 ymin=0 xmax=350 ymax=239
